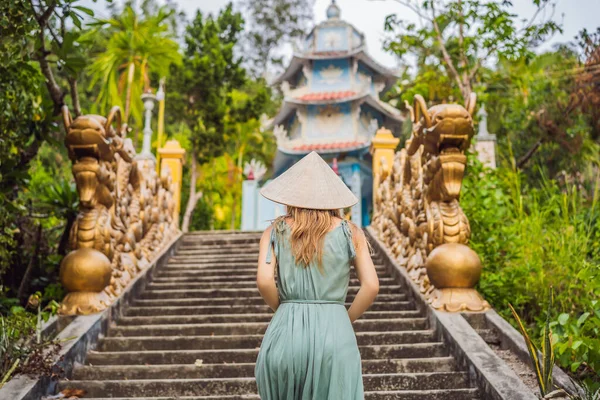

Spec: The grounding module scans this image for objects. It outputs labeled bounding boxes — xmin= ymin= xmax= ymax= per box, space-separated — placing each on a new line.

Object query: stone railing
xmin=58 ymin=106 xmax=185 ymax=315
xmin=370 ymin=94 xmax=490 ymax=312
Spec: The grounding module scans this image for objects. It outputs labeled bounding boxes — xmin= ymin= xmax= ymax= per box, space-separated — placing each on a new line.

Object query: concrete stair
xmin=60 ymin=231 xmax=480 ymax=399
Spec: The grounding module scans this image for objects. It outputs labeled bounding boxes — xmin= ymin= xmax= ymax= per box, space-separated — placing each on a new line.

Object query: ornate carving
xmin=371 ymin=94 xmax=490 ymax=312
xmin=318 ymin=65 xmax=344 ymax=85
xmin=273 ymin=125 xmax=289 ymax=146
xmin=59 ymin=106 xmax=179 ymax=315
xmin=315 ymin=105 xmax=343 ymax=135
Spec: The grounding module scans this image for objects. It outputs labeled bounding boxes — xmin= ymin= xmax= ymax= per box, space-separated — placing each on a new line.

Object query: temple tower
xmin=258 ymin=1 xmax=403 ymax=227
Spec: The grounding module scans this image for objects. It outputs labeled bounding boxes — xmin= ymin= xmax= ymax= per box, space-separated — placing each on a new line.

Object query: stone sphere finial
xmin=326 ymin=0 xmax=341 ymax=19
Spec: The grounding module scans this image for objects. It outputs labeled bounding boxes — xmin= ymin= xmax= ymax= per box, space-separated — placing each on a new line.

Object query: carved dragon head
xmin=407 ymin=93 xmax=477 ymax=156
xmin=406 ymin=94 xmax=477 ymax=202
xmin=62 ymin=106 xmax=135 ymax=209
xmin=62 ymin=106 xmax=131 ymax=162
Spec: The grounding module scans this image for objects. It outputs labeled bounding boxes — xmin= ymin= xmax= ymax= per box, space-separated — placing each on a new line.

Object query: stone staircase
xmin=59 ymin=231 xmax=481 ymax=399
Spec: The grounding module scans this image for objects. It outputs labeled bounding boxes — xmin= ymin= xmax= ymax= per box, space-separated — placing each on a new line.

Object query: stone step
xmin=73 ymin=357 xmax=457 ymax=381
xmin=59 ymin=372 xmax=470 ymax=396
xmin=365 ymin=388 xmax=479 ymax=399
xmin=168 ymin=255 xmax=382 ymax=265
xmin=119 ymin=309 xmax=422 ymax=324
xmin=132 ymin=294 xmax=409 ymax=307
xmin=126 ymin=301 xmax=417 ymax=315
xmin=151 ymin=273 xmax=394 ymax=284
xmin=168 ymin=256 xmax=260 ymax=264
xmin=156 ymin=265 xmax=390 ymax=276
xmin=180 ymin=237 xmax=261 ymax=246
xmin=167 ymin=255 xmax=387 ymax=264
xmin=148 ymin=277 xmax=398 ymax=288
xmin=99 ymin=330 xmax=437 ymax=351
xmin=138 ymin=285 xmax=404 ymax=299
xmin=76 ymin=390 xmax=479 ymax=400
xmin=109 ymin=318 xmax=428 ymax=336
xmin=176 ymin=250 xmax=260 ymax=257
xmin=85 ymin=343 xmax=447 ymax=365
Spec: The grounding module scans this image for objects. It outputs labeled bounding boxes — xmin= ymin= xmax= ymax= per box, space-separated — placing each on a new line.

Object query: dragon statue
xmin=59 ymin=106 xmax=179 ymax=315
xmin=371 ymin=94 xmax=490 ymax=312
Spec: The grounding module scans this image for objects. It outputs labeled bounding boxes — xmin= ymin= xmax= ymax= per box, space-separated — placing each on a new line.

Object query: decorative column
xmin=474 ymin=104 xmax=497 ymax=169
xmin=155 ymin=79 xmax=166 ymax=171
xmin=158 ymin=140 xmax=186 ymax=227
xmin=139 ymin=91 xmax=156 ymax=161
xmin=350 ymin=163 xmax=362 ymax=227
xmin=241 ymin=159 xmax=266 ymax=231
xmin=370 ymin=127 xmax=399 ymax=208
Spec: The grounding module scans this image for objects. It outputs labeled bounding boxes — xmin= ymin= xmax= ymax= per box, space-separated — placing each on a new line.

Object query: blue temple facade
xmin=243 ymin=1 xmax=402 ymax=229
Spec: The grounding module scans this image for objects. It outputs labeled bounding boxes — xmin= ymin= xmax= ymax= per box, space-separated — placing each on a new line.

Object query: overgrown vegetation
xmin=0 ymin=293 xmax=62 ymax=387
xmin=381 ymin=0 xmax=599 ymax=389
xmin=462 ymin=154 xmax=600 ymax=388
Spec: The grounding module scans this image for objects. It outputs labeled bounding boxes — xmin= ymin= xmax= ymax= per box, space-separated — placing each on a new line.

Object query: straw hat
xmin=260 ymin=151 xmax=358 ymax=210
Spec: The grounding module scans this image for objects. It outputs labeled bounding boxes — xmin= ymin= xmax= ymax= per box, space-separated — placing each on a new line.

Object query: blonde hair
xmin=275 ymin=206 xmax=357 ymax=269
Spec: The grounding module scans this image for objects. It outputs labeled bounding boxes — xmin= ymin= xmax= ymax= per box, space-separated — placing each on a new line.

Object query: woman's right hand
xmin=256 ymin=226 xmax=280 ymax=312
xmin=347 ymin=227 xmax=379 ymax=323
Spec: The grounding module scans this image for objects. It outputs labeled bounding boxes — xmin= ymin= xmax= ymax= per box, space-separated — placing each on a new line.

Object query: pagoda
xmin=250 ymin=1 xmax=402 ymax=228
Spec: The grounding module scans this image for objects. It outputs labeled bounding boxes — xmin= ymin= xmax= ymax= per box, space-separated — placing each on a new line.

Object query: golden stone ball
xmin=425 ymin=243 xmax=482 ymax=289
xmin=60 ymin=248 xmax=112 ymax=292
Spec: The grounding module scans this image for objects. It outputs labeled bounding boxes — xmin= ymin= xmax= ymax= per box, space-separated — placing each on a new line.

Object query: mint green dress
xmin=255 ymin=220 xmax=364 ymax=400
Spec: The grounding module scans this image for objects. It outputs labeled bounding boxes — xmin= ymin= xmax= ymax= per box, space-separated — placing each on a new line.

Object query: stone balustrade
xmin=58 ymin=106 xmax=184 ymax=315
xmin=370 ymin=94 xmax=490 ymax=312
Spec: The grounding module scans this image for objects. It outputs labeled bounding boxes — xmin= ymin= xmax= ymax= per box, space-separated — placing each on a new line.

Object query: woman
xmin=254 ymin=151 xmax=379 ymax=400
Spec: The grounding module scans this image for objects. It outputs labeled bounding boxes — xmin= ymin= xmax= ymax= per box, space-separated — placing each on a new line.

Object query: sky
xmin=87 ymin=0 xmax=600 ymax=70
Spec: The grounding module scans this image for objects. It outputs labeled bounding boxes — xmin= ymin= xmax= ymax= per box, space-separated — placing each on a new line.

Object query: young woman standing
xmin=254 ymin=151 xmax=380 ymax=399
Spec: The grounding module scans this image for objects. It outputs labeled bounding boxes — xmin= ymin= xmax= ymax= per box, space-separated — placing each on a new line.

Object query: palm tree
xmin=83 ymin=4 xmax=181 ymax=129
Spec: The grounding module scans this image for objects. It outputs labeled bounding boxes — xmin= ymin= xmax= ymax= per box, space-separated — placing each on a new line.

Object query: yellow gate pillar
xmin=370 ymin=127 xmax=399 ymax=208
xmin=158 ymin=140 xmax=186 ymax=228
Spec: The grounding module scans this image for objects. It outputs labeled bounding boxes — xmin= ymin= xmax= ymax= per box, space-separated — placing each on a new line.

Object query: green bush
xmin=462 ymin=153 xmax=600 ymax=386
xmin=551 ymin=299 xmax=600 ymax=383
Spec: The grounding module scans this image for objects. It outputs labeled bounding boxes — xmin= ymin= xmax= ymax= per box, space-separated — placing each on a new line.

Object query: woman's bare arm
xmin=347 ymin=227 xmax=379 ymax=322
xmin=256 ymin=226 xmax=279 ymax=311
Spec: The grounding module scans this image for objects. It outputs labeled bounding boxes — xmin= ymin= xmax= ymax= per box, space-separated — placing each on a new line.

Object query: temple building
xmin=243 ymin=0 xmax=402 ymax=229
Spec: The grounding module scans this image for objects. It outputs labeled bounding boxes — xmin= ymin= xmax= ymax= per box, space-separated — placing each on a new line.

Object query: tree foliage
xmin=0 ymin=0 xmax=97 ymax=285
xmin=383 ymin=0 xmax=561 ymax=101
xmin=167 ymin=3 xmax=277 ymax=231
xmin=82 ymin=2 xmax=181 ymax=127
xmin=171 ymin=3 xmax=246 ymax=164
xmin=241 ymin=0 xmax=314 ymax=76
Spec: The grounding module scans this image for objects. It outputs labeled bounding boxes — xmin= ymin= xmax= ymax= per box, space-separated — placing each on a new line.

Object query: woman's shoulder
xmin=260 ymin=225 xmax=273 ymax=243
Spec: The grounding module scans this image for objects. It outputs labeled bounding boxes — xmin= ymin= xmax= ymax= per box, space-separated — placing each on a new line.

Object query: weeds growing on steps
xmin=0 ymin=292 xmax=63 ymax=388
xmin=462 ymin=153 xmax=600 ymax=389
xmin=509 ymin=290 xmax=557 ymax=398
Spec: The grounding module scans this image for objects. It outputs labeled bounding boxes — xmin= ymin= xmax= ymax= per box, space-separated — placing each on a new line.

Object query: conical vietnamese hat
xmin=260 ymin=151 xmax=358 ymax=210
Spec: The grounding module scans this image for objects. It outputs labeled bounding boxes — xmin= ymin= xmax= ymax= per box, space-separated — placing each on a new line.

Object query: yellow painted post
xmin=158 ymin=140 xmax=186 ymax=228
xmin=370 ymin=127 xmax=399 ymax=207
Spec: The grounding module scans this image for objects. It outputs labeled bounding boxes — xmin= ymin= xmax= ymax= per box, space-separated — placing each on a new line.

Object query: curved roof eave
xmin=364 ymin=96 xmax=404 ymax=123
xmin=273 ymin=48 xmax=399 ymax=86
xmin=268 ymin=94 xmax=404 ymax=129
xmin=285 ymin=91 xmax=368 ymax=105
xmin=279 ymin=142 xmax=371 ymax=156
xmin=268 ymin=102 xmax=300 ymax=128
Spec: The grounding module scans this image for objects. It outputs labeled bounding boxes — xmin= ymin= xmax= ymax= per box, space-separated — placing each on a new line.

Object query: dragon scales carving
xmin=59 ymin=106 xmax=179 ymax=315
xmin=371 ymin=94 xmax=490 ymax=312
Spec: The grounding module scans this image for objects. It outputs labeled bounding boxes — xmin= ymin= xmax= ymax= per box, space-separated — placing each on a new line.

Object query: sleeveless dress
xmin=255 ymin=220 xmax=364 ymax=400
